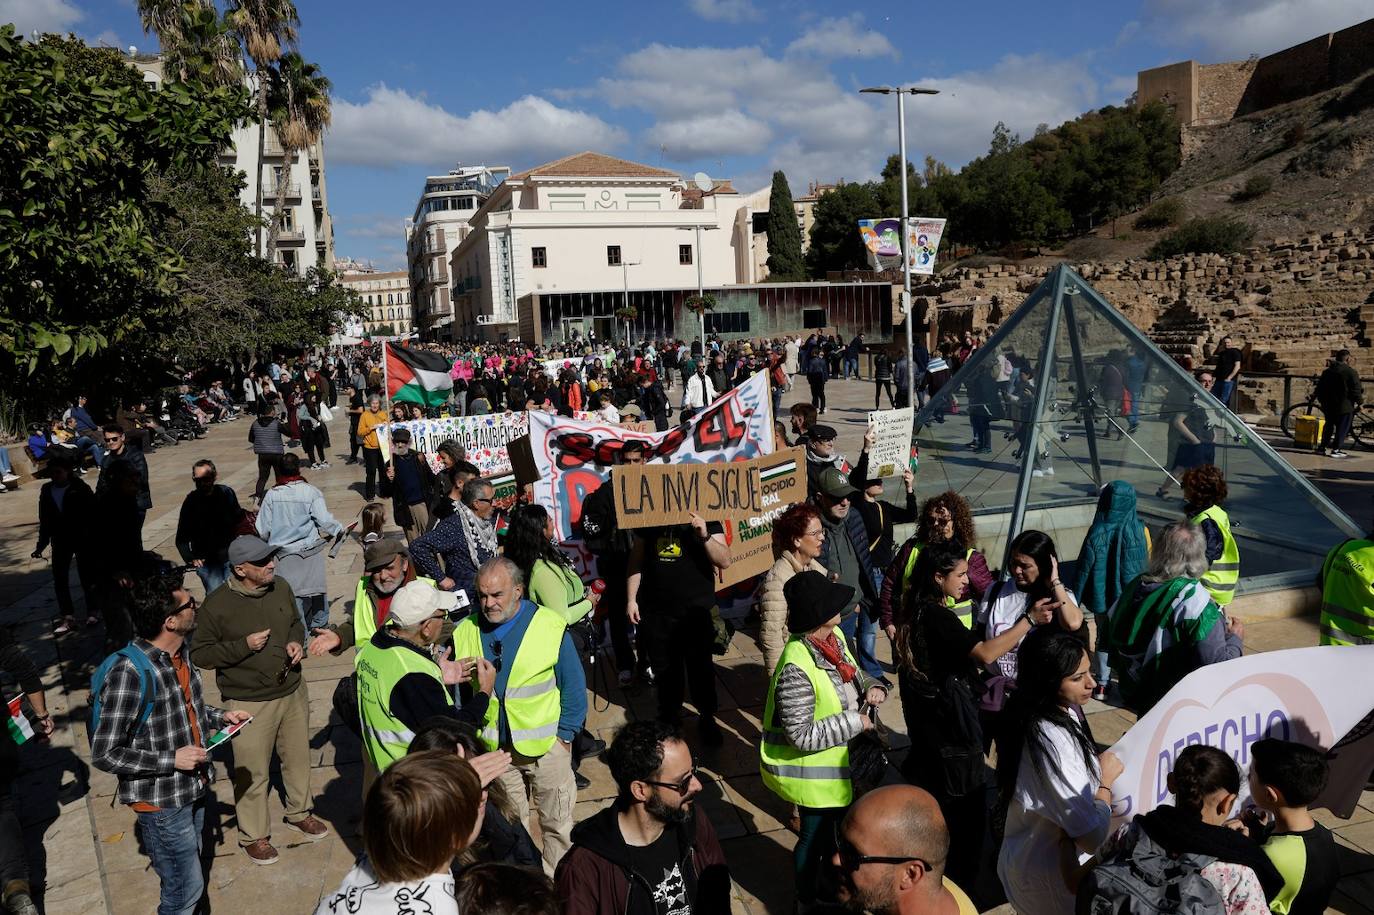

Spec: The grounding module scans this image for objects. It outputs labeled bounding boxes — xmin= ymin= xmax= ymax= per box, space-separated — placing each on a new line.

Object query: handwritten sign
xmin=866 ymin=407 xmax=914 ymax=478
xmin=376 ymin=413 xmax=529 ymax=477
xmin=613 ymin=448 xmax=805 ymax=530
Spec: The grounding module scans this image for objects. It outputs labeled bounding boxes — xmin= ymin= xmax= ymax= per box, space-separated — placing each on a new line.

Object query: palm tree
xmin=264 ymin=52 xmax=331 ymax=265
xmin=224 ymin=0 xmax=299 ymax=257
xmin=136 ymin=0 xmax=240 ymax=86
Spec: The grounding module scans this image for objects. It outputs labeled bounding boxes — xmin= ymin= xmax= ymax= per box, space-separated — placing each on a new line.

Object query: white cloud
xmin=687 ymin=0 xmax=761 ymax=23
xmin=327 ymin=86 xmax=627 ymax=169
xmin=0 ymin=0 xmax=83 ymax=36
xmin=785 ymin=13 xmax=897 ymax=60
xmin=1140 ymin=0 xmax=1370 ymax=59
xmin=648 ymin=108 xmax=773 ymax=160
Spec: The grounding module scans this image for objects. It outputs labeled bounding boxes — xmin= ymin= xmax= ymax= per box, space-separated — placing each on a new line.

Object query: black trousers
xmin=347 ymin=414 xmax=361 ymax=460
xmin=50 ymin=539 xmax=97 ymax=622
xmin=254 ymin=453 xmax=282 ymax=501
xmin=642 ymin=605 xmax=717 ymax=722
xmin=808 ymin=377 xmax=826 ymax=412
xmin=363 ymin=448 xmax=385 ymax=500
xmin=0 ymin=735 xmax=25 ymax=891
xmin=874 ymin=380 xmax=895 ymax=409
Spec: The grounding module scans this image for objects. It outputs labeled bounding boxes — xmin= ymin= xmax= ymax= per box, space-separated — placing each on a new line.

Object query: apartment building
xmin=127 ymin=54 xmax=335 ymax=277
xmin=403 ymin=165 xmax=510 ymax=342
xmin=737 ymin=180 xmax=832 ymax=283
xmin=447 ymin=152 xmax=745 ymax=342
xmin=340 ymin=269 xmax=412 ymax=337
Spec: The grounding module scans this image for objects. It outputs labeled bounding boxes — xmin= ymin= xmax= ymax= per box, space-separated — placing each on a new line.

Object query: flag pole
xmin=381 ymin=340 xmax=389 ymax=406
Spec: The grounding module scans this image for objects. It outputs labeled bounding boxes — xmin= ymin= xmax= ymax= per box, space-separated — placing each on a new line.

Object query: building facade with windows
xmin=404 ymin=165 xmax=510 ymax=342
xmin=736 ymin=180 xmax=833 ymax=283
xmin=447 ymin=152 xmax=747 ymax=342
xmin=127 ymin=54 xmax=335 ymax=277
xmin=340 ymin=270 xmax=413 ymax=337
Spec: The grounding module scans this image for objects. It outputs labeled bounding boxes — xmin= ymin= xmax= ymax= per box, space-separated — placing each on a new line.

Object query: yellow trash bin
xmin=1294 ymin=414 xmax=1325 ymax=448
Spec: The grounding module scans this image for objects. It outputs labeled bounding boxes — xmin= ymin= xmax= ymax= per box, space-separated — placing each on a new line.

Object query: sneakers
xmin=1032 ymin=469 xmax=1045 ymax=478
xmin=320 ymin=461 xmax=331 ymax=469
xmin=0 ymin=472 xmax=18 ymax=484
xmin=244 ymin=838 xmax=280 ymax=865
xmin=53 ymin=616 xmax=75 ymax=636
xmin=3 ymin=889 xmax=37 ymax=915
xmin=1330 ymin=450 xmax=1350 ymax=459
xmin=1092 ymin=685 xmax=1108 ymax=702
xmin=283 ymin=815 xmax=330 ymax=841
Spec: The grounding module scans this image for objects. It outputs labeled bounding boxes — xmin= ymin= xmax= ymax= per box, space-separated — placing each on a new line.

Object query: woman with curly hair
xmin=895 ymin=543 xmax=1053 ymax=888
xmin=1182 ymin=463 xmax=1238 ymax=607
xmin=879 ymin=490 xmax=992 ymax=637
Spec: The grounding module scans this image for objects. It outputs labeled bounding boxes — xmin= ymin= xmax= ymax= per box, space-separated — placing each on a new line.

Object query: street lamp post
xmin=678 ymin=224 xmax=719 ymax=353
xmin=860 ymin=85 xmax=939 ymax=409
xmin=620 ymin=260 xmax=641 ymax=348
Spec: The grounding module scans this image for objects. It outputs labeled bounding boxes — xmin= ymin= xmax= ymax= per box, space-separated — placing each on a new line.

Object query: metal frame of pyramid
xmin=912 ymin=264 xmax=1361 ymax=591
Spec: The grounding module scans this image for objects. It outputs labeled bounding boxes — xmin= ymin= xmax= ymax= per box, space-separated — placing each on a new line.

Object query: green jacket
xmin=191 ymin=575 xmax=305 ymax=702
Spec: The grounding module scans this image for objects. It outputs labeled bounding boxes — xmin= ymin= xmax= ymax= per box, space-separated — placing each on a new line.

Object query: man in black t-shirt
xmin=555 ymin=720 xmax=730 ymax=914
xmin=1212 ymin=336 xmax=1243 ymax=411
xmin=626 ymin=513 xmax=731 ymax=746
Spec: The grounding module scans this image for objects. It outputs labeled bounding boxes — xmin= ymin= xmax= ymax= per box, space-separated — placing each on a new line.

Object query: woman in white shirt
xmin=995 ymin=631 xmax=1123 ymax=915
xmin=315 ymin=751 xmax=484 ymax=915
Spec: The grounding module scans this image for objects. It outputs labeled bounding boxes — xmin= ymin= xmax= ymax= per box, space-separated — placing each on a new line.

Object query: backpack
xmin=1076 ymin=826 xmax=1225 ymax=915
xmin=89 ymin=644 xmax=159 ymax=746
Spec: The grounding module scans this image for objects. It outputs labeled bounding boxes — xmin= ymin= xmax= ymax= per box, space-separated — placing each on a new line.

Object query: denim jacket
xmin=254 ymin=480 xmax=343 ymax=556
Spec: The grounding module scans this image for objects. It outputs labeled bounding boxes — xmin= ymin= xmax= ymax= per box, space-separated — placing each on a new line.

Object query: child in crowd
xmin=1248 ymin=738 xmax=1340 ymax=915
xmin=1075 ymin=744 xmax=1282 ymax=914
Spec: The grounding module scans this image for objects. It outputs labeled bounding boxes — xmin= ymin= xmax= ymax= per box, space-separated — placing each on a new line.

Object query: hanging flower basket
xmin=614 ymin=305 xmax=638 ymax=321
xmin=684 ymin=293 xmax=716 ymax=315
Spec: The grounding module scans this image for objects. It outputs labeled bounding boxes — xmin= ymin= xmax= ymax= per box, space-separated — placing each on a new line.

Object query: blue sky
xmin=8 ymin=0 xmax=1371 ymax=268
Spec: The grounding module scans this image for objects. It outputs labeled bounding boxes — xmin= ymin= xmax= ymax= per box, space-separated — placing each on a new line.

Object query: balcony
xmin=264 ymin=183 xmax=301 ymax=200
xmin=263 ymin=135 xmax=287 ymax=158
xmin=276 ymin=228 xmax=305 ymax=244
xmin=311 ymin=186 xmax=323 ymax=208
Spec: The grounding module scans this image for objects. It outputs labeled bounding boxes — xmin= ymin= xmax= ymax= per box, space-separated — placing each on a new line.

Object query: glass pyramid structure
xmin=912 ymin=264 xmax=1361 ymax=593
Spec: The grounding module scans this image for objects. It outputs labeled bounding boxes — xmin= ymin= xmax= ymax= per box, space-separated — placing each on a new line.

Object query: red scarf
xmin=275 ymin=474 xmax=306 ymax=486
xmin=808 ymin=632 xmax=857 ymax=683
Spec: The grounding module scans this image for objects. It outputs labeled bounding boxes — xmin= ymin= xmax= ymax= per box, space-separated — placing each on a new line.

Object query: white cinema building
xmin=447 ymin=152 xmax=751 ymax=342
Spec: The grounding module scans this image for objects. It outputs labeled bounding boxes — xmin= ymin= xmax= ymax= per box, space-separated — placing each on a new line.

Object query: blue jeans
xmin=772 ymin=386 xmax=784 ymax=423
xmin=136 ymin=798 xmax=206 ymax=915
xmin=1215 ymin=379 xmax=1236 ymax=410
xmin=0 ymin=448 xmax=12 ymax=476
xmin=1128 ymin=384 xmax=1142 ymax=427
xmin=74 ymin=435 xmax=105 ymax=465
xmin=1092 ymin=612 xmax=1112 ymax=685
xmin=195 ymin=561 xmax=231 ymax=597
xmin=839 ymin=611 xmax=885 ymax=681
xmin=843 ymin=356 xmax=859 ymax=379
xmin=296 ymin=594 xmax=329 ymax=637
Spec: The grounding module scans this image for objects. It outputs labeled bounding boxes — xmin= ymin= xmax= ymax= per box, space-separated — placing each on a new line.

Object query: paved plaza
xmin=1 ymin=374 xmax=1373 ymax=913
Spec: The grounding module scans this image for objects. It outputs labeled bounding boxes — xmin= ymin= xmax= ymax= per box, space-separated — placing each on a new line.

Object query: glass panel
xmin=913 ymin=266 xmax=1359 ymax=587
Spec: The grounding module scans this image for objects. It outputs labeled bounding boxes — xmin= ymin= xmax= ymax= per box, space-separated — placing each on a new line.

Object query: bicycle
xmin=1280 ymin=379 xmax=1369 ymax=448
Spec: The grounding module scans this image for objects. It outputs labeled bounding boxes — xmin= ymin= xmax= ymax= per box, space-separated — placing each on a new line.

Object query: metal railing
xmin=263 ymin=183 xmax=301 ymax=199
xmin=1244 ymin=370 xmax=1374 ymax=416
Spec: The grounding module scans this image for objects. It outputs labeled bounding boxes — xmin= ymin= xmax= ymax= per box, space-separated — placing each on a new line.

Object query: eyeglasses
xmin=473 ymin=497 xmax=493 ymax=505
xmin=172 ymin=596 xmax=198 ymax=614
xmin=642 ymin=767 xmax=700 ymax=796
xmin=803 ymin=528 xmax=825 ymax=539
xmin=833 ymin=825 xmax=932 ymax=873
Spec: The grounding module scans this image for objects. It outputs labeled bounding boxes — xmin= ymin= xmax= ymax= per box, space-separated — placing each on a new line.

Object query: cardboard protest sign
xmin=1108 ymin=645 xmax=1374 ymax=822
xmin=717 ymin=514 xmax=782 ymax=589
xmin=865 ymin=407 xmax=914 ymax=478
xmin=528 ymin=370 xmax=775 ymax=541
xmin=612 ymin=448 xmax=804 ymax=530
xmin=376 ymin=412 xmax=528 ymax=477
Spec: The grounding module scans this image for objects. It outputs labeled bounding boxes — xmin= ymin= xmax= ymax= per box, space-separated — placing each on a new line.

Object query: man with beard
xmin=832 ymin=785 xmax=977 ymax=915
xmin=555 ymin=720 xmax=730 ymax=915
xmin=305 ymin=539 xmax=428 ymax=656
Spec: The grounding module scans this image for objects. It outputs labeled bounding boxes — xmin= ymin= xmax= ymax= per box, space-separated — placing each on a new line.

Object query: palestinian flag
xmin=385 ymin=342 xmax=454 ymax=408
xmin=7 ymin=697 xmax=32 ymax=746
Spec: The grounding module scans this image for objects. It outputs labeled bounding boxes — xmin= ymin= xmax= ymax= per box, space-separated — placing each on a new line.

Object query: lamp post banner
xmin=906 ymin=217 xmax=946 ymax=275
xmin=1107 ymin=645 xmax=1374 ymax=824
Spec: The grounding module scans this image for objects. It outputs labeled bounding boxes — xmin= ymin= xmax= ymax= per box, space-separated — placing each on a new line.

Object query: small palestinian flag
xmin=760 ymin=455 xmax=797 ymax=484
xmin=385 ymin=343 xmax=454 ymax=408
xmin=7 ymin=696 xmax=32 ymax=746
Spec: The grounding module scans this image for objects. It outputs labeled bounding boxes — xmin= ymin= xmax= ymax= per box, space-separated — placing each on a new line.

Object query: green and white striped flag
xmin=7 ymin=696 xmax=32 ymax=746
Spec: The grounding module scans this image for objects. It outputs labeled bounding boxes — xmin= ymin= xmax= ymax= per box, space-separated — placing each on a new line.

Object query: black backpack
xmin=1077 ymin=824 xmax=1225 ymax=915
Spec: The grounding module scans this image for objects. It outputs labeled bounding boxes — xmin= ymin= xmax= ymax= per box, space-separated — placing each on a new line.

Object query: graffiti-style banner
xmin=376 ymin=413 xmax=529 ymax=477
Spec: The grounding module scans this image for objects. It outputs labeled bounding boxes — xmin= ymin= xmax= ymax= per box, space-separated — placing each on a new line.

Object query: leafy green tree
xmin=0 ymin=29 xmax=247 ymax=375
xmin=764 ymin=170 xmax=806 ymax=281
xmin=805 ymin=182 xmax=883 ymax=277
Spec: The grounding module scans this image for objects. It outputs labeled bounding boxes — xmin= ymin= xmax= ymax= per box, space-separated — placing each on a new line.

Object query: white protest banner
xmin=375 ymin=412 xmax=529 ymax=477
xmin=866 ymin=407 xmax=914 ymax=478
xmin=906 ymin=217 xmax=946 ymax=276
xmin=1108 ymin=645 xmax=1374 ymax=822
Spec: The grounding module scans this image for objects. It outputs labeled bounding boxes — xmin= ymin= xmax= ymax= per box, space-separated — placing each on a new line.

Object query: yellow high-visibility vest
xmin=1319 ymin=539 xmax=1374 ymax=647
xmin=1192 ymin=505 xmax=1239 ymax=607
xmin=452 ymin=606 xmax=565 ymax=756
xmin=759 ymin=630 xmax=855 ymax=809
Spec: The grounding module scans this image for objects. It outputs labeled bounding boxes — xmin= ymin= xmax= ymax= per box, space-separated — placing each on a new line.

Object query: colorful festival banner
xmin=375 ymin=412 xmax=529 ymax=477
xmin=1108 ymin=645 xmax=1374 ymax=822
xmin=858 ymin=218 xmax=903 ymax=257
xmin=529 ymin=370 xmax=775 ymax=541
xmin=906 ymin=217 xmax=946 ymax=275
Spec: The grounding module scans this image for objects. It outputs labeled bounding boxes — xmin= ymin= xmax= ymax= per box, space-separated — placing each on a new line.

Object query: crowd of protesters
xmin=0 ymin=324 xmax=1357 ymax=915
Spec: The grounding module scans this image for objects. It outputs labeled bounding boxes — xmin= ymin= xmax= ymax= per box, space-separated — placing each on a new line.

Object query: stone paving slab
xmin=0 ymin=377 xmax=1371 ymax=913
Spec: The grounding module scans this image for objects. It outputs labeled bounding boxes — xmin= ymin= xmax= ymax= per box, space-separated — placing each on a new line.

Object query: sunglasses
xmin=172 ymin=596 xmax=199 ymax=614
xmin=104 ymin=436 xmax=122 ymax=443
xmin=473 ymin=497 xmax=493 ymax=505
xmin=832 ymin=825 xmax=931 ymax=874
xmin=642 ymin=766 xmax=700 ymax=796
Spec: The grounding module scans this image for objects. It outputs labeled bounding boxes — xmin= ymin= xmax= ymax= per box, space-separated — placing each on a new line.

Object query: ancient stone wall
xmin=916 ymin=231 xmax=1374 ymax=415
xmin=1197 ymin=61 xmax=1256 ymax=124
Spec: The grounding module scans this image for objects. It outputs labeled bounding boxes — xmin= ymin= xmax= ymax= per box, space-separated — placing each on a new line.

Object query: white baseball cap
xmin=386 ymin=580 xmax=461 ymax=628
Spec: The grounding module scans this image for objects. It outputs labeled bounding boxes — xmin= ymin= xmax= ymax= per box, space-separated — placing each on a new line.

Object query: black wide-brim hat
xmin=784 ymin=570 xmax=855 ymax=634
